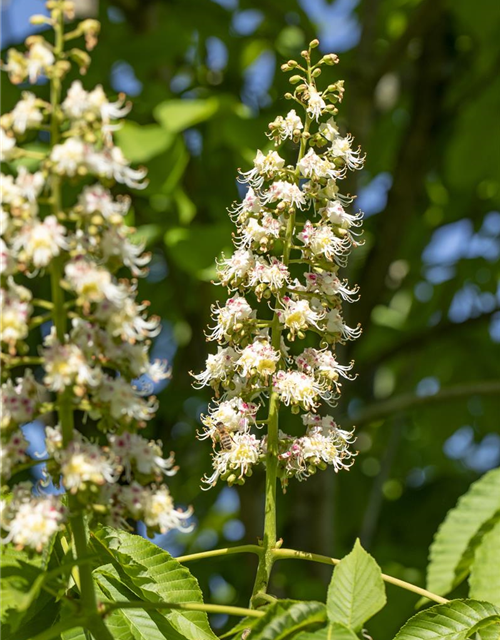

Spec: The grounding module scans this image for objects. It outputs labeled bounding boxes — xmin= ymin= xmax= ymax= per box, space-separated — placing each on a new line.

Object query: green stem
xmin=250 ymin=60 xmax=314 ymax=606
xmin=272 ymin=548 xmax=449 ymax=605
xmin=48 ymin=5 xmax=113 ymax=640
xmin=30 ymin=617 xmax=87 ymax=640
xmin=176 ymin=545 xmax=262 ymax=564
xmin=104 ymin=601 xmax=265 ymax=619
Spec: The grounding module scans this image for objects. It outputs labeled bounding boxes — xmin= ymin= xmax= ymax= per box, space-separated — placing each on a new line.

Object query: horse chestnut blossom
xmin=0 ymin=1 xmax=190 ymax=554
xmin=195 ymin=41 xmax=361 ymax=490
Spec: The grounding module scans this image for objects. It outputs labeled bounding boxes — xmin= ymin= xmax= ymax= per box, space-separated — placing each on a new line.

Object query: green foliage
xmin=294 ymin=625 xmax=358 ymax=640
xmin=115 ymin=122 xmax=174 ymax=163
xmin=154 ymin=98 xmax=220 ymax=133
xmin=248 ymin=601 xmax=326 ymax=640
xmin=427 ymin=467 xmax=500 ymax=596
xmin=469 ymin=519 xmax=500 ymax=607
xmin=327 ymin=539 xmax=386 ymax=633
xmin=92 ymin=527 xmax=218 ymax=640
xmin=392 ymin=600 xmax=500 ymax=640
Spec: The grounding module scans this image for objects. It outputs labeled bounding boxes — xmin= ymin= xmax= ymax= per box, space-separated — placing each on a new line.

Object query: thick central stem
xmin=48 ymin=6 xmax=113 ymax=638
xmin=251 ymin=99 xmax=313 ymax=604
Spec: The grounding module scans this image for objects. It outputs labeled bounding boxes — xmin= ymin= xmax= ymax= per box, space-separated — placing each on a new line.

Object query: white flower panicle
xmin=0 ymin=2 xmax=190 ymax=551
xmin=195 ymin=41 xmax=362 ymax=489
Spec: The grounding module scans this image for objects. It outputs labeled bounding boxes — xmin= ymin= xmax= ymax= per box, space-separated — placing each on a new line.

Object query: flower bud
xmin=30 ymin=15 xmax=51 ymax=25
xmin=309 ymin=39 xmax=320 ymax=48
xmin=312 ymin=68 xmax=322 ymax=77
xmin=289 ymin=75 xmax=303 ymax=84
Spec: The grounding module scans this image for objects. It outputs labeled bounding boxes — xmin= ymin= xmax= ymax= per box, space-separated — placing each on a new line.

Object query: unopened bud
xmin=323 ymin=53 xmax=339 ymax=65
xmin=284 ymin=93 xmax=293 ymax=100
xmin=309 ymin=39 xmax=320 ymax=48
xmin=289 ymin=75 xmax=303 ymax=84
xmin=287 ymin=60 xmax=298 ymax=68
xmin=30 ymin=14 xmax=50 ymax=25
xmin=312 ymin=68 xmax=322 ymax=77
xmin=300 ymin=50 xmax=309 ymax=59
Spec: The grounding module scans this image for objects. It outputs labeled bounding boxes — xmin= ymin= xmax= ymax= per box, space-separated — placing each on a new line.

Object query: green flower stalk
xmin=194 ymin=41 xmax=364 ymax=601
xmin=0 ymin=1 xmax=190 ymax=625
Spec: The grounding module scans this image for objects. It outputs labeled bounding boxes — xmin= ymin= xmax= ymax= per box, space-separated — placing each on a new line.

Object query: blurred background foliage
xmin=2 ymin=0 xmax=500 ymax=636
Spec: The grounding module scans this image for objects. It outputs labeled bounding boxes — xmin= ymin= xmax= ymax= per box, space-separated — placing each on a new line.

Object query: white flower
xmin=101 ymin=226 xmax=150 ymax=276
xmin=267 ymin=109 xmax=303 ymax=144
xmin=50 ymin=137 xmax=86 ymax=176
xmin=302 ymin=271 xmax=360 ymax=303
xmin=97 ymin=376 xmax=158 ymax=422
xmin=86 ymin=145 xmax=147 ymax=190
xmin=325 ymin=308 xmax=362 ymax=341
xmin=228 ymin=187 xmax=262 ymax=221
xmin=65 ymin=258 xmax=127 ymax=306
xmin=78 ymin=184 xmax=130 ymax=223
xmin=238 ymin=150 xmax=285 ymax=188
xmin=62 ymin=81 xmax=131 ymax=124
xmin=307 ymin=86 xmax=326 ymax=121
xmin=12 ymin=215 xmax=68 ymax=268
xmin=0 ymin=277 xmax=33 ymax=349
xmin=319 ymin=118 xmax=339 ymax=142
xmin=273 ymin=370 xmax=325 ymax=411
xmin=237 ymin=213 xmax=281 ymax=250
xmin=297 ymin=220 xmax=351 ymax=266
xmin=43 ymin=330 xmax=102 ymax=392
xmin=9 ymin=92 xmax=43 ymax=134
xmin=262 ymin=180 xmax=307 ymax=209
xmin=203 ymin=432 xmax=261 ymax=487
xmin=3 ymin=49 xmax=27 ymax=84
xmin=1 ymin=485 xmax=65 ymax=551
xmin=0 ymin=430 xmax=29 ymax=480
xmin=59 ymin=439 xmax=118 ymax=493
xmin=217 ymin=248 xmax=255 ymax=286
xmin=1 ymin=369 xmax=44 ymax=427
xmin=109 ymin=432 xmax=176 ymax=480
xmin=62 ymin=80 xmax=90 ymax=119
xmin=15 ymin=167 xmax=44 ymax=203
xmin=120 ymin=483 xmax=193 ymax=534
xmin=26 ymin=41 xmax=54 ymax=83
xmin=0 ymin=128 xmax=16 ymax=162
xmin=192 ymin=346 xmax=238 ymax=389
xmin=96 ymin=294 xmax=161 ymax=343
xmin=207 ymin=295 xmax=256 ymax=342
xmin=329 ymin=135 xmax=365 ymax=170
xmin=320 ymin=200 xmax=363 ymax=229
xmin=295 ymin=347 xmax=355 ymax=388
xmin=277 ymin=296 xmax=325 ymax=337
xmin=87 ymin=84 xmax=131 ymax=123
xmin=297 ymin=148 xmax=336 ymax=180
xmin=280 ymin=416 xmax=355 ymax=480
xmin=199 ymin=397 xmax=259 ymax=440
xmin=44 ymin=425 xmax=63 ymax=456
xmin=248 ymin=256 xmax=290 ymax=293
xmin=237 ymin=339 xmax=280 ymax=378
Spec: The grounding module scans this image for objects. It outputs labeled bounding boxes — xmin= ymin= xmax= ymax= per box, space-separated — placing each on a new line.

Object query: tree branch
xmin=349 ymin=379 xmax=500 ymax=426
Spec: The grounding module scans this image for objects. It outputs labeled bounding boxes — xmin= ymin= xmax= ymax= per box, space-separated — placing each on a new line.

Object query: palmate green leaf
xmin=0 ymin=545 xmax=44 ymax=621
xmin=248 ymin=600 xmax=327 ymax=640
xmin=154 ymin=98 xmax=219 ymax=133
xmin=94 ymin=527 xmax=217 ymax=640
xmin=393 ymin=599 xmax=500 ymax=640
xmin=294 ymin=622 xmax=359 ymax=639
xmin=326 ymin=539 xmax=386 ymax=633
xmin=94 ymin=570 xmax=187 ymax=640
xmin=469 ymin=519 xmax=500 ymax=606
xmin=427 ymin=467 xmax=500 ymax=597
